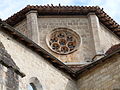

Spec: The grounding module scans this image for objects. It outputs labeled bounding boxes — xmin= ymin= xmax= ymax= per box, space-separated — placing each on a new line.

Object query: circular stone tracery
xmin=46 ymin=28 xmax=80 ymax=54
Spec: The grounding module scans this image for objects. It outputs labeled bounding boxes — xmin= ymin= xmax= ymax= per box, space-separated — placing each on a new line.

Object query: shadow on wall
xmin=28 ymin=77 xmax=43 ymax=90
xmin=0 ymin=41 xmax=19 ymax=90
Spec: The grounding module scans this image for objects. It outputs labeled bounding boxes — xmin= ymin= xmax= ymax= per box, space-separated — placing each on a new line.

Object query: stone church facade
xmin=0 ymin=5 xmax=120 ymax=90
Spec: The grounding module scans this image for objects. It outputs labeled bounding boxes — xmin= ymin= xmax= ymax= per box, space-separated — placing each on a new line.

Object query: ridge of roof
xmin=0 ymin=19 xmax=120 ymax=80
xmin=5 ymin=5 xmax=120 ymax=38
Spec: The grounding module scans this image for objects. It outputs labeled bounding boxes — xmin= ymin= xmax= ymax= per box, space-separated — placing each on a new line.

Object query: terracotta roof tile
xmin=5 ymin=5 xmax=120 ymax=38
xmin=0 ymin=20 xmax=76 ymax=79
xmin=1 ymin=17 xmax=120 ymax=80
xmin=105 ymin=43 xmax=120 ymax=55
xmin=2 ymin=5 xmax=120 ymax=79
xmin=67 ymin=64 xmax=87 ymax=72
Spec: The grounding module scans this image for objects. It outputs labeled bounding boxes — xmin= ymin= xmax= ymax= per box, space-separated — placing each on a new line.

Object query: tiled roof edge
xmin=75 ymin=44 xmax=120 ymax=79
xmin=0 ymin=20 xmax=76 ymax=79
xmin=1 ymin=19 xmax=120 ymax=80
xmin=5 ymin=5 xmax=120 ymax=38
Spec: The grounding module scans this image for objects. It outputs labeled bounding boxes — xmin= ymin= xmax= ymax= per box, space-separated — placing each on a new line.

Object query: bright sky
xmin=0 ymin=0 xmax=120 ymax=24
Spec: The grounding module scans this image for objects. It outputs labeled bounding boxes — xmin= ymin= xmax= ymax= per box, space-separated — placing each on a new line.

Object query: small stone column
xmin=88 ymin=13 xmax=103 ymax=55
xmin=26 ymin=10 xmax=40 ymax=44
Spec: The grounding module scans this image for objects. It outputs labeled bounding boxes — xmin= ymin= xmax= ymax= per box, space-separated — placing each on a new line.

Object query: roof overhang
xmin=1 ymin=19 xmax=120 ymax=80
xmin=1 ymin=5 xmax=120 ymax=80
xmin=5 ymin=5 xmax=120 ymax=38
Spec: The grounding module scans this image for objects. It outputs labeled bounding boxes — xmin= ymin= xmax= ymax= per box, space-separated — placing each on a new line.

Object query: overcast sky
xmin=0 ymin=0 xmax=120 ymax=24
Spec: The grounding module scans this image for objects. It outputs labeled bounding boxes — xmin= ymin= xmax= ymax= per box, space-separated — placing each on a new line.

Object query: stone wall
xmin=13 ymin=14 xmax=120 ymax=64
xmin=0 ymin=65 xmax=18 ymax=90
xmin=0 ymin=65 xmax=7 ymax=90
xmin=99 ymin=23 xmax=120 ymax=53
xmin=0 ymin=30 xmax=77 ymax=90
xmin=0 ymin=44 xmax=19 ymax=90
xmin=14 ymin=19 xmax=31 ymax=38
xmin=38 ymin=16 xmax=95 ymax=63
xmin=77 ymin=53 xmax=120 ymax=90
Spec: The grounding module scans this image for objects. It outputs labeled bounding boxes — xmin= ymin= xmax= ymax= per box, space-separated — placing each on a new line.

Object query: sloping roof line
xmin=76 ymin=45 xmax=120 ymax=79
xmin=105 ymin=43 xmax=120 ymax=55
xmin=0 ymin=20 xmax=76 ymax=79
xmin=5 ymin=5 xmax=120 ymax=37
xmin=1 ymin=19 xmax=120 ymax=80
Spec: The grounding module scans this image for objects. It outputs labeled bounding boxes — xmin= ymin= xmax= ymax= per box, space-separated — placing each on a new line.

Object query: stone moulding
xmin=1 ymin=15 xmax=120 ymax=80
xmin=46 ymin=27 xmax=80 ymax=55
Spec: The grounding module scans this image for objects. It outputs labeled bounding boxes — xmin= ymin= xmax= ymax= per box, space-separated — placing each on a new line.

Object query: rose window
xmin=46 ymin=28 xmax=80 ymax=54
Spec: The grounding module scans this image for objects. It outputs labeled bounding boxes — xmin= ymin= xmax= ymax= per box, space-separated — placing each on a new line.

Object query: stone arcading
xmin=46 ymin=28 xmax=80 ymax=55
